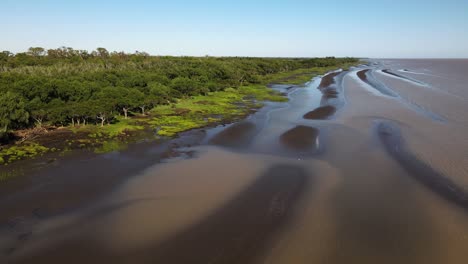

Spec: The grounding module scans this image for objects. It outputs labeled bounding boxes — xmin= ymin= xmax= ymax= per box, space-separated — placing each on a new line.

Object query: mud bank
xmin=303 ymin=105 xmax=336 ymax=120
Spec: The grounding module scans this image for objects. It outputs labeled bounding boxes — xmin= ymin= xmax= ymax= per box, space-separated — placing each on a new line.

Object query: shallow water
xmin=1 ymin=59 xmax=468 ymax=264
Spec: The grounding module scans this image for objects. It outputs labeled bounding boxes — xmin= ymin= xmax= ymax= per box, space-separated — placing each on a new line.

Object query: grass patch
xmin=71 ymin=117 xmax=145 ymax=138
xmin=149 ymin=115 xmax=208 ymax=137
xmin=149 ymin=84 xmax=287 ymax=137
xmin=96 ymin=118 xmax=145 ymax=137
xmin=238 ymin=85 xmax=288 ymax=102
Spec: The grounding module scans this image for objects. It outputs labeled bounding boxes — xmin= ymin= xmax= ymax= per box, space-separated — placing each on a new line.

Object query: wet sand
xmin=2 ymin=60 xmax=468 ymax=264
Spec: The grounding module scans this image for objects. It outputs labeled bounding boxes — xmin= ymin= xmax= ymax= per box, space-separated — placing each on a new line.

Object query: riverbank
xmin=0 ymin=61 xmax=358 ymax=175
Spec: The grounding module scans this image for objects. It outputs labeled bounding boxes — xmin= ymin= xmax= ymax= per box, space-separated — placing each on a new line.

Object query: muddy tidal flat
xmin=1 ymin=59 xmax=468 ymax=264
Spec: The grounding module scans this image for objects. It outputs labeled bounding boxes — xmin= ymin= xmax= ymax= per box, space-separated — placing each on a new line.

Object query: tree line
xmin=0 ymin=47 xmax=357 ymax=138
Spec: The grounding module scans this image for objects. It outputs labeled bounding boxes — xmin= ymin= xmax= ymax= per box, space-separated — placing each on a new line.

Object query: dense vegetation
xmin=0 ymin=47 xmax=357 ymax=138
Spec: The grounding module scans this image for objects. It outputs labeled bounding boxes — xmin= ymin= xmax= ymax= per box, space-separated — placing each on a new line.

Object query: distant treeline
xmin=0 ymin=47 xmax=357 ymax=136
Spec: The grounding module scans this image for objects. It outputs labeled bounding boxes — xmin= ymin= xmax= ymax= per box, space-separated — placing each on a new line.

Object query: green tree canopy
xmin=0 ymin=92 xmax=29 ymax=136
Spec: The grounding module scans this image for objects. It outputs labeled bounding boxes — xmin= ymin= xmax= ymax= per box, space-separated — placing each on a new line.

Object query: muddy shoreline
xmin=0 ymin=106 xmax=264 ymax=226
xmin=0 ymin=129 xmax=203 ymax=224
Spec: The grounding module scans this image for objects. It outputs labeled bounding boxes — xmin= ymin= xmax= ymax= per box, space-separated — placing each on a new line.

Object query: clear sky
xmin=2 ymin=0 xmax=468 ymax=58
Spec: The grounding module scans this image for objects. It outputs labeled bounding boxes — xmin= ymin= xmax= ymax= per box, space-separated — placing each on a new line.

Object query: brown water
xmin=1 ymin=59 xmax=468 ymax=264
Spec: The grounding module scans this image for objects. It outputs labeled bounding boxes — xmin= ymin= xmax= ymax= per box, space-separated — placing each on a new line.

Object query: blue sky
xmin=2 ymin=0 xmax=468 ymax=58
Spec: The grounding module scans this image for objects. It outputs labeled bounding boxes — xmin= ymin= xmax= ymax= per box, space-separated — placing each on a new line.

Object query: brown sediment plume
xmin=209 ymin=122 xmax=256 ymax=148
xmin=144 ymin=164 xmax=309 ymax=264
xmin=319 ymin=72 xmax=341 ymax=88
xmin=0 ymin=129 xmax=207 ymax=226
xmin=14 ymin=164 xmax=309 ymax=264
xmin=376 ymin=121 xmax=468 ymax=210
xmin=279 ymin=126 xmax=319 ymax=150
xmin=303 ymin=105 xmax=336 ymax=120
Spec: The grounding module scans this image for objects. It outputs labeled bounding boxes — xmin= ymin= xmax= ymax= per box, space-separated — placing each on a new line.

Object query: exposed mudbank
xmin=209 ymin=122 xmax=256 ymax=148
xmin=303 ymin=105 xmax=336 ymax=120
xmin=280 ymin=126 xmax=319 ymax=151
xmin=321 ymin=88 xmax=339 ymax=99
xmin=356 ymin=69 xmax=369 ymax=81
xmin=13 ymin=164 xmax=309 ymax=264
xmin=319 ymin=71 xmax=342 ymax=88
xmin=381 ymin=69 xmax=426 ymax=86
xmin=318 ymin=71 xmax=342 ymax=101
xmin=356 ymin=69 xmax=399 ymax=97
xmin=376 ymin=121 xmax=468 ymax=209
xmin=318 ymin=71 xmax=347 ymax=109
xmin=202 ymin=77 xmax=326 ymax=158
xmin=355 ymin=70 xmax=446 ymax=123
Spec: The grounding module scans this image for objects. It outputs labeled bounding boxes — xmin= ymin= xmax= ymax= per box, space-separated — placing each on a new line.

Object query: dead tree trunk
xmin=33 ymin=118 xmax=43 ymax=128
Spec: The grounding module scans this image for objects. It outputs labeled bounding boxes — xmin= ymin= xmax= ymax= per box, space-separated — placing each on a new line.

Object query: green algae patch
xmin=149 ymin=84 xmax=287 ymax=137
xmin=149 ymin=116 xmax=207 ymax=137
xmin=238 ymin=85 xmax=288 ymax=102
xmin=0 ymin=142 xmax=50 ymax=165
